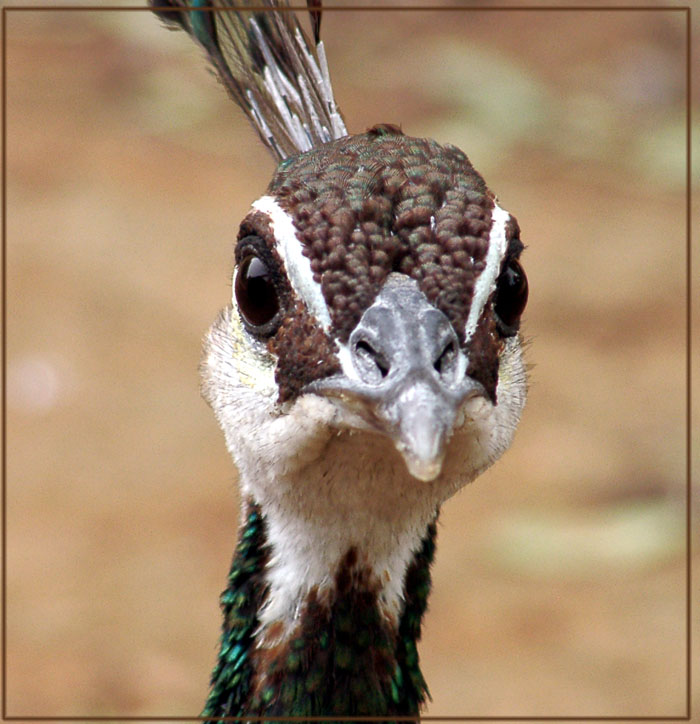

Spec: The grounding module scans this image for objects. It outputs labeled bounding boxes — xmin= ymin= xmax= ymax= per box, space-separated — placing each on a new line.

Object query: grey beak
xmin=311 ymin=274 xmax=486 ymax=481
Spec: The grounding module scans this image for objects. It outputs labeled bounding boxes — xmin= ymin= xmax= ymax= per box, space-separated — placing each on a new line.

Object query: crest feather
xmin=150 ymin=0 xmax=347 ymax=161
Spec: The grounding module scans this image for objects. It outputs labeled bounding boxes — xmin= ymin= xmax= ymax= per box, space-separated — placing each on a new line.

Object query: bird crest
xmin=150 ymin=0 xmax=346 ymax=160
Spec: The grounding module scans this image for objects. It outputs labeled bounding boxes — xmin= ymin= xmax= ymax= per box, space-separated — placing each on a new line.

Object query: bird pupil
xmin=235 ymin=255 xmax=279 ymax=327
xmin=494 ymin=258 xmax=528 ymax=331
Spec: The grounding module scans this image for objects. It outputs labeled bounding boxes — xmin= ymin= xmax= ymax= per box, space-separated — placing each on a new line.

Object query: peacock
xmin=149 ymin=1 xmax=528 ymax=720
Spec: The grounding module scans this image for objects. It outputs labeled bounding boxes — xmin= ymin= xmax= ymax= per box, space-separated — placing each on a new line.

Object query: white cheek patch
xmin=228 ymin=306 xmax=277 ymax=394
xmin=252 ymin=195 xmax=332 ymax=331
xmin=464 ymin=201 xmax=510 ymax=342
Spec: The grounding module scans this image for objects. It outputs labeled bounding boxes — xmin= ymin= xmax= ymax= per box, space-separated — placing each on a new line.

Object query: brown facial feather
xmin=269 ymin=127 xmax=495 ymax=344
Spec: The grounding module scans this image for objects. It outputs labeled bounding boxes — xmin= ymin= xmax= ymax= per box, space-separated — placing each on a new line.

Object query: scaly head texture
xmin=149 ymin=0 xmax=346 ymax=161
xmin=269 ymin=124 xmax=494 ymax=345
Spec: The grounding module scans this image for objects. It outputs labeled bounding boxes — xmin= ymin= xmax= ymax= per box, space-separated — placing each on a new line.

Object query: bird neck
xmin=203 ymin=498 xmax=438 ymax=721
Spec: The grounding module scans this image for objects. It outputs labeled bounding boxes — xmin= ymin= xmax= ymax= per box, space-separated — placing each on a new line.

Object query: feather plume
xmin=149 ymin=0 xmax=347 ymax=161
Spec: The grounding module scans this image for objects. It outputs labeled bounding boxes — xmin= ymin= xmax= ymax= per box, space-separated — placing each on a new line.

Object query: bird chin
xmin=309 ymin=386 xmax=490 ymax=485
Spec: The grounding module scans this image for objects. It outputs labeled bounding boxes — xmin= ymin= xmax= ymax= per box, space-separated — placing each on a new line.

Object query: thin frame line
xmin=1 ymin=3 xmax=692 ymax=722
xmin=0 ymin=4 xmax=694 ymax=11
xmin=0 ymin=717 xmax=692 ymax=722
xmin=684 ymin=5 xmax=692 ymax=723
xmin=1 ymin=5 xmax=7 ymax=723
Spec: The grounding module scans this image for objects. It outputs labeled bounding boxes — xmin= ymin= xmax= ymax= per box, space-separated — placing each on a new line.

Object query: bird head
xmin=201 ymin=126 xmax=527 ymax=501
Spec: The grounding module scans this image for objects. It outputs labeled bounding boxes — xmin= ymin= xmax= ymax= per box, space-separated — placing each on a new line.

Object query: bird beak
xmin=309 ymin=274 xmax=486 ymax=482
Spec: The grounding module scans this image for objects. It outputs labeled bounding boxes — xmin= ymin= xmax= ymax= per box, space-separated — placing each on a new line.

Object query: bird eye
xmin=494 ymin=258 xmax=528 ymax=333
xmin=235 ymin=254 xmax=280 ymax=329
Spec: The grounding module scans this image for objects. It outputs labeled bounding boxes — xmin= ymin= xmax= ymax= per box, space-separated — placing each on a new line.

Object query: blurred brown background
xmin=5 ymin=0 xmax=697 ymax=719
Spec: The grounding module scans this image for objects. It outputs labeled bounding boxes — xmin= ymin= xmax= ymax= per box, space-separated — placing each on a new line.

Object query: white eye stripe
xmin=250 ymin=196 xmax=510 ymax=343
xmin=251 ymin=195 xmax=332 ymax=331
xmin=463 ymin=202 xmax=510 ymax=342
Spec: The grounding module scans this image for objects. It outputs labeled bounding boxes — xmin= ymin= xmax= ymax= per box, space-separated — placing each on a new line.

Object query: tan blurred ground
xmin=5 ymin=1 xmax=698 ymax=719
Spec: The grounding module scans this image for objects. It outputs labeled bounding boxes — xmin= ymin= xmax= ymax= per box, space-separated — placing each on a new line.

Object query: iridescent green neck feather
xmin=203 ymin=501 xmax=437 ymax=722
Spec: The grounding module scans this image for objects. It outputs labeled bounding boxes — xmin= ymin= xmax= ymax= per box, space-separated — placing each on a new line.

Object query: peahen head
xmin=151 ymin=1 xmax=528 ymax=719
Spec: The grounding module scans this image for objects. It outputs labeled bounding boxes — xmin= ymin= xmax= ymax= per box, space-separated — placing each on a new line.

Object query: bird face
xmin=202 ymin=128 xmax=527 ymax=497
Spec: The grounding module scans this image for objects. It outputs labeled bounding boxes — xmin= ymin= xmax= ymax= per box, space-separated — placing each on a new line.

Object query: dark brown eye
xmin=235 ymin=254 xmax=280 ymax=328
xmin=494 ymin=258 xmax=528 ymax=333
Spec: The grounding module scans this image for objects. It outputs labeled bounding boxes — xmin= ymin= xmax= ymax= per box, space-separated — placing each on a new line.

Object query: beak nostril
xmin=433 ymin=340 xmax=457 ymax=376
xmin=355 ymin=339 xmax=390 ymax=380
